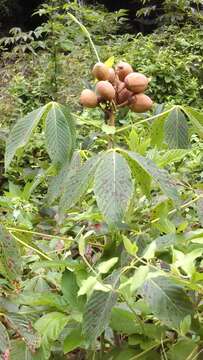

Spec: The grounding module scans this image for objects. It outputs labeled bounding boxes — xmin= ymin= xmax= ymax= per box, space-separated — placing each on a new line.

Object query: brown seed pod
xmin=116 ymin=80 xmax=125 ymax=94
xmin=115 ymin=61 xmax=133 ymax=81
xmin=117 ymin=88 xmax=133 ymax=105
xmin=130 ymin=93 xmax=153 ymax=113
xmin=125 ymin=72 xmax=149 ymax=93
xmin=80 ymin=89 xmax=98 ymax=108
xmin=92 ymin=62 xmax=110 ymax=81
xmin=96 ymin=81 xmax=116 ymax=101
xmin=108 ymin=68 xmax=116 ymax=84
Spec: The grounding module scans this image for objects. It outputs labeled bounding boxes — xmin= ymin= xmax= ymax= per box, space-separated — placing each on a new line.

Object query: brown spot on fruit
xmin=96 ymin=81 xmax=116 ymax=101
xmin=130 ymin=93 xmax=153 ymax=113
xmin=80 ymin=89 xmax=98 ymax=108
xmin=125 ymin=72 xmax=149 ymax=93
xmin=92 ymin=62 xmax=110 ymax=81
xmin=115 ymin=61 xmax=133 ymax=81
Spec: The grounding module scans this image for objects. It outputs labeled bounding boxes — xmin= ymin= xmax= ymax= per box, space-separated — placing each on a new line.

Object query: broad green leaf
xmin=167 ymin=339 xmax=198 ymax=360
xmin=123 ymin=235 xmax=138 ymax=256
xmin=5 ymin=104 xmax=48 ymax=171
xmin=143 ymin=234 xmax=176 ymax=259
xmin=110 ymin=307 xmax=142 ymax=335
xmin=59 ymin=155 xmax=100 ymax=212
xmin=10 ymin=340 xmax=45 ymax=360
xmin=164 ymin=108 xmax=189 ymax=149
xmin=127 ymin=155 xmax=151 ymax=197
xmin=34 ymin=312 xmax=69 ymax=358
xmin=7 ymin=314 xmax=40 ymax=351
xmin=63 ymin=326 xmax=84 ymax=354
xmin=130 ymin=266 xmax=149 ymax=293
xmin=140 ymin=276 xmax=194 ymax=328
xmin=18 ymin=292 xmax=67 ymax=312
xmin=125 ymin=151 xmax=179 ymax=203
xmin=97 ymin=257 xmax=118 ymax=274
xmin=78 ymin=276 xmax=98 ymax=297
xmin=82 ymin=271 xmax=120 ymax=344
xmin=180 ymin=315 xmax=191 ymax=336
xmin=0 ymin=226 xmax=22 ymax=281
xmin=151 ymin=110 xmax=170 ymax=147
xmin=94 ymin=151 xmax=133 ymax=225
xmin=181 ymin=106 xmax=203 ymax=137
xmin=154 ymin=149 xmax=189 ymax=168
xmin=173 ymin=248 xmax=203 ymax=277
xmin=47 ymin=151 xmax=81 ymax=204
xmin=0 ymin=322 xmax=9 ymax=353
xmin=45 ymin=102 xmax=75 ymax=166
xmin=62 ymin=270 xmax=85 ymax=311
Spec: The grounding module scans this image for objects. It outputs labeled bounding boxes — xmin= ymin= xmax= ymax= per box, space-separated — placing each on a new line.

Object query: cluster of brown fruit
xmin=80 ymin=61 xmax=153 ymax=113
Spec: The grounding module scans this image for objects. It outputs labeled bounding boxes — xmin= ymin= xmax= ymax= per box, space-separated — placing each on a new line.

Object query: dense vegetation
xmin=0 ymin=1 xmax=203 ymax=359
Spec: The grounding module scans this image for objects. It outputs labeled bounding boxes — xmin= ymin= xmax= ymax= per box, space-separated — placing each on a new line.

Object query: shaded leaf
xmin=82 ymin=271 xmax=120 ymax=344
xmin=59 ymin=155 xmax=100 ymax=212
xmin=63 ymin=326 xmax=84 ymax=354
xmin=45 ymin=102 xmax=75 ymax=166
xmin=182 ymin=106 xmax=203 ymax=137
xmin=61 ymin=270 xmax=85 ymax=311
xmin=0 ymin=322 xmax=9 ymax=354
xmin=5 ymin=105 xmax=48 ymax=171
xmin=140 ymin=276 xmax=194 ymax=328
xmin=164 ymin=108 xmax=189 ymax=149
xmin=94 ymin=151 xmax=133 ymax=225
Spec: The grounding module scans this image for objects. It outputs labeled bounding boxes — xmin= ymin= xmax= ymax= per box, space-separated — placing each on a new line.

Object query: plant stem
xmin=116 ymin=106 xmax=177 ymax=134
xmin=105 ymin=108 xmax=115 ymax=148
xmin=67 ymin=12 xmax=100 ymax=62
xmin=9 ymin=232 xmax=52 ymax=261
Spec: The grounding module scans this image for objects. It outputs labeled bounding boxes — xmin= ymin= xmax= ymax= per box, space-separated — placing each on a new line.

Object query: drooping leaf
xmin=5 ymin=104 xmax=48 ymax=171
xmin=7 ymin=314 xmax=40 ymax=352
xmin=154 ymin=149 xmax=189 ymax=168
xmin=0 ymin=322 xmax=10 ymax=354
xmin=167 ymin=338 xmax=198 ymax=360
xmin=45 ymin=102 xmax=75 ymax=166
xmin=63 ymin=326 xmax=84 ymax=354
xmin=0 ymin=226 xmax=22 ymax=281
xmin=151 ymin=110 xmax=170 ymax=147
xmin=59 ymin=155 xmax=100 ymax=212
xmin=61 ymin=270 xmax=85 ymax=311
xmin=34 ymin=312 xmax=69 ymax=359
xmin=181 ymin=106 xmax=203 ymax=137
xmin=94 ymin=151 xmax=133 ymax=225
xmin=18 ymin=292 xmax=67 ymax=312
xmin=47 ymin=151 xmax=81 ymax=204
xmin=164 ymin=108 xmax=189 ymax=149
xmin=82 ymin=271 xmax=120 ymax=344
xmin=125 ymin=151 xmax=179 ymax=203
xmin=140 ymin=276 xmax=194 ymax=328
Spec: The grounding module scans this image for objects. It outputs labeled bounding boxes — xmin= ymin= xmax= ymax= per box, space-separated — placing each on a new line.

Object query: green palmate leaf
xmin=0 ymin=322 xmax=9 ymax=354
xmin=47 ymin=151 xmax=81 ymax=204
xmin=59 ymin=155 xmax=100 ymax=212
xmin=181 ymin=106 xmax=203 ymax=137
xmin=61 ymin=270 xmax=85 ymax=312
xmin=125 ymin=151 xmax=179 ymax=203
xmin=151 ymin=110 xmax=171 ymax=147
xmin=63 ymin=326 xmax=84 ymax=354
xmin=0 ymin=226 xmax=22 ymax=281
xmin=7 ymin=314 xmax=41 ymax=352
xmin=45 ymin=102 xmax=75 ymax=166
xmin=154 ymin=149 xmax=189 ymax=168
xmin=10 ymin=340 xmax=36 ymax=360
xmin=94 ymin=151 xmax=133 ymax=225
xmin=34 ymin=312 xmax=69 ymax=359
xmin=82 ymin=271 xmax=120 ymax=344
xmin=5 ymin=104 xmax=48 ymax=171
xmin=140 ymin=276 xmax=194 ymax=329
xmin=164 ymin=108 xmax=189 ymax=149
xmin=18 ymin=292 xmax=67 ymax=312
xmin=167 ymin=339 xmax=198 ymax=360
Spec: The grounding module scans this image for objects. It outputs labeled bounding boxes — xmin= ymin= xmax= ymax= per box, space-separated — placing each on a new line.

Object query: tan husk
xmin=115 ymin=61 xmax=133 ymax=81
xmin=130 ymin=93 xmax=153 ymax=113
xmin=108 ymin=68 xmax=116 ymax=84
xmin=125 ymin=72 xmax=149 ymax=93
xmin=96 ymin=81 xmax=116 ymax=101
xmin=80 ymin=89 xmax=98 ymax=108
xmin=117 ymin=88 xmax=133 ymax=105
xmin=92 ymin=62 xmax=110 ymax=81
